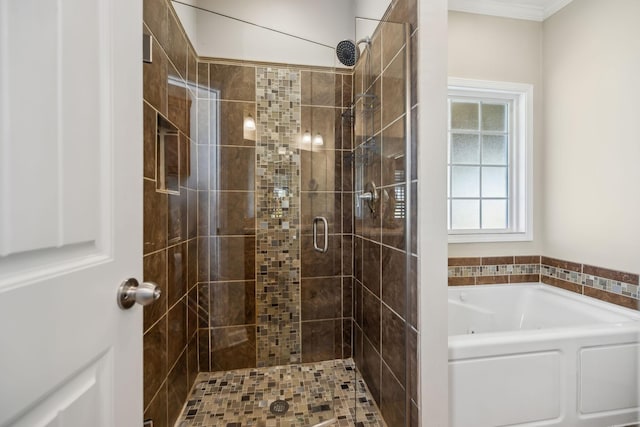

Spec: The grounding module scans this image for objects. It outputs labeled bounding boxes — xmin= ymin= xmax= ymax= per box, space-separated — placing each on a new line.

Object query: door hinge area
xmin=143 ymin=419 xmax=153 ymax=427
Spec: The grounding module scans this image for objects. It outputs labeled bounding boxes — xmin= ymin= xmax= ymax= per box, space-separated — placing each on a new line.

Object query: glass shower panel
xmin=170 ymin=2 xmax=355 ymax=426
xmin=352 ymin=17 xmax=412 ymax=427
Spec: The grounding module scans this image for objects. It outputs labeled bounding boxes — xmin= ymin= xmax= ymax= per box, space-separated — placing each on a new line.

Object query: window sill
xmin=448 ymin=232 xmax=533 ymax=244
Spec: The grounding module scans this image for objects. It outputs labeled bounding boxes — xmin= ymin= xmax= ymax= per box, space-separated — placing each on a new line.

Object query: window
xmin=447 ymin=78 xmax=532 ymax=243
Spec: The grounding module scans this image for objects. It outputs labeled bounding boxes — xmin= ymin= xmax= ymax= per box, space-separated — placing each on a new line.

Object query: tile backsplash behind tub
xmin=448 ymin=255 xmax=639 ymax=310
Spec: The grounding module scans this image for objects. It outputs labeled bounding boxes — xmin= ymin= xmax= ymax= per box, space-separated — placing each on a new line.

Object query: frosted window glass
xmin=482 ymin=103 xmax=507 ymax=131
xmin=482 ymin=135 xmax=507 ymax=165
xmin=482 ymin=200 xmax=507 ymax=229
xmin=451 ymin=134 xmax=480 ymax=164
xmin=451 ymin=102 xmax=479 ymax=130
xmin=482 ymin=167 xmax=507 ymax=198
xmin=452 ymin=200 xmax=480 ymax=229
xmin=451 ymin=166 xmax=480 ymax=197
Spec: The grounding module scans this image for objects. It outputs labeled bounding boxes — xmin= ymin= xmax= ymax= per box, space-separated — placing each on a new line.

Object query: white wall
xmin=447 ymin=11 xmax=544 ymax=257
xmin=171 ymin=0 xmax=400 ymax=67
xmin=419 ymin=1 xmax=450 ymax=425
xmin=543 ymin=0 xmax=640 ymax=274
xmin=173 ymin=0 xmax=365 ymax=67
xmin=355 ymin=0 xmax=390 ymax=20
xmin=172 ymin=0 xmax=198 ymax=48
xmin=354 ymin=0 xmax=391 ymax=42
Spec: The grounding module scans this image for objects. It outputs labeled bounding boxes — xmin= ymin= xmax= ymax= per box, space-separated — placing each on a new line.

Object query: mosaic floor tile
xmin=176 ymin=359 xmax=387 ymax=427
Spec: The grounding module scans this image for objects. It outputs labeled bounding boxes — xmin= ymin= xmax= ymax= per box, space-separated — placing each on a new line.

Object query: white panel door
xmin=0 ymin=0 xmax=143 ymax=425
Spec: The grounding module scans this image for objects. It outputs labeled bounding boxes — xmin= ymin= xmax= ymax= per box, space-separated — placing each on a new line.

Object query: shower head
xmin=336 ymin=40 xmax=359 ymax=66
xmin=335 ymin=37 xmax=371 ymax=67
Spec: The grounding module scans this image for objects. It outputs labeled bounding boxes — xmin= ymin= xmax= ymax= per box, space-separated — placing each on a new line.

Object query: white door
xmin=0 ymin=0 xmax=143 ymax=426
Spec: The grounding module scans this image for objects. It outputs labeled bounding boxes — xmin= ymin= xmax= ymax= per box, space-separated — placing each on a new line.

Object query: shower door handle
xmin=312 ymin=216 xmax=329 ymax=253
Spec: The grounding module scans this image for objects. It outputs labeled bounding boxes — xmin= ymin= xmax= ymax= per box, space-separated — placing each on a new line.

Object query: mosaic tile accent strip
xmin=541 ymin=264 xmax=639 ymax=300
xmin=176 ymin=359 xmax=386 ymax=427
xmin=448 ymin=264 xmax=540 ymax=278
xmin=447 ymin=256 xmax=640 ymax=307
xmin=448 ymin=257 xmax=541 ymax=285
xmin=255 ymin=67 xmax=302 ymax=367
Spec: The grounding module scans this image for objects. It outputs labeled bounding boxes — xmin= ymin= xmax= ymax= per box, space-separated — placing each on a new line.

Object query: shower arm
xmin=356 ymin=36 xmax=371 ymax=48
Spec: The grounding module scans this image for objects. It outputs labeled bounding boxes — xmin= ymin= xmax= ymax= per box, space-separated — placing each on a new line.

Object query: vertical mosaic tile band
xmin=255 ymin=67 xmax=302 ymax=367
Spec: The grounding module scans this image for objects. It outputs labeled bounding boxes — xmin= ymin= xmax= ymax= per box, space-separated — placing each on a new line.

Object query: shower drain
xmin=269 ymin=399 xmax=290 ymax=416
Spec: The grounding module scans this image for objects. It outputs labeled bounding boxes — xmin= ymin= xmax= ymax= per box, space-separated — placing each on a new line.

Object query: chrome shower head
xmin=336 ymin=39 xmax=359 ymax=66
xmin=336 ymin=37 xmax=371 ymax=67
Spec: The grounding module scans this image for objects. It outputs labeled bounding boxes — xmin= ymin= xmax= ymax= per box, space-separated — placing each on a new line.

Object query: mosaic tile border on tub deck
xmin=448 ymin=263 xmax=540 ymax=278
xmin=540 ymin=263 xmax=639 ymax=300
xmin=448 ymin=256 xmax=640 ymax=309
xmin=448 ymin=256 xmax=541 ymax=285
xmin=255 ymin=67 xmax=302 ymax=367
xmin=176 ymin=358 xmax=387 ymax=427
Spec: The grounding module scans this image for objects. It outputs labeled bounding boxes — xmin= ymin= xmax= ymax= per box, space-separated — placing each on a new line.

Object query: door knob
xmin=117 ymin=278 xmax=161 ymax=310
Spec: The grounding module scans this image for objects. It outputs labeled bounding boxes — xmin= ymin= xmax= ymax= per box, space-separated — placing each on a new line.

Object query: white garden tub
xmin=449 ymin=283 xmax=640 ymax=427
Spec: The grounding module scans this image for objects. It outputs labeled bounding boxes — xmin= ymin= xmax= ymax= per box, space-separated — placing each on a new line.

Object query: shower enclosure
xmin=142 ymin=0 xmax=416 ymax=425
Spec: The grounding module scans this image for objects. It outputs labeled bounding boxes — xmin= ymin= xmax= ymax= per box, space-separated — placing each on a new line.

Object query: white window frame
xmin=447 ymin=78 xmax=533 ymax=243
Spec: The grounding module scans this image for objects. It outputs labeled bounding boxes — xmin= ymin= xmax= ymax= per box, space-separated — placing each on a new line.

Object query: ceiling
xmin=448 ymin=0 xmax=575 ymax=21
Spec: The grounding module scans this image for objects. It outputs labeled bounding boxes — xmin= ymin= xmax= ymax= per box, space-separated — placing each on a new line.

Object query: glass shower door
xmin=300 ymin=65 xmax=353 ymax=425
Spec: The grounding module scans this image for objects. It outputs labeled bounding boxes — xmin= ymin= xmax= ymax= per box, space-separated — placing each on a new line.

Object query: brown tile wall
xmin=352 ymin=0 xmax=419 ymax=425
xmin=143 ymin=0 xmax=199 ymax=426
xmin=193 ymin=58 xmax=258 ymax=371
xmin=193 ymin=59 xmax=354 ymax=370
xmin=448 ymin=256 xmax=640 ymax=311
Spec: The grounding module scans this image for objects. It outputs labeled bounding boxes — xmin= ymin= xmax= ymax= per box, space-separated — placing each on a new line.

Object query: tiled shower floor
xmin=176 ymin=359 xmax=387 ymax=427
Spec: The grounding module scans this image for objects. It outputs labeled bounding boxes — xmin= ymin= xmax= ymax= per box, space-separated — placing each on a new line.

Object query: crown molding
xmin=448 ymin=0 xmax=574 ymax=22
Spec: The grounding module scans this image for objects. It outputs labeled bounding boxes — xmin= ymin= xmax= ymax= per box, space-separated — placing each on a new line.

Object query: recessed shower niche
xmin=156 ymin=115 xmax=182 ymax=194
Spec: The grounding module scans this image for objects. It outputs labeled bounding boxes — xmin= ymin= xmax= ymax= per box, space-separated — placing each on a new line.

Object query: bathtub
xmin=449 ymin=283 xmax=640 ymax=427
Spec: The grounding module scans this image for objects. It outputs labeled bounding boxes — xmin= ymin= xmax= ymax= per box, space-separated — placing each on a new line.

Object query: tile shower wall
xmin=352 ymin=0 xmax=419 ymax=425
xmin=254 ymin=67 xmax=302 ymax=367
xmin=194 ymin=58 xmax=354 ymax=371
xmin=144 ymin=0 xmax=411 ymax=425
xmin=142 ymin=0 xmax=199 ymax=426
xmin=194 ymin=60 xmax=258 ymax=373
xmin=448 ymin=256 xmax=640 ymax=310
